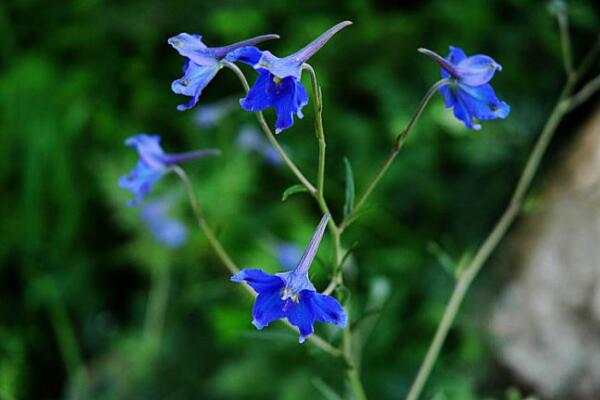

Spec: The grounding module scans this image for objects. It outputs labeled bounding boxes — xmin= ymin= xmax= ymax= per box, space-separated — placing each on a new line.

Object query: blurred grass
xmin=0 ymin=0 xmax=598 ymax=399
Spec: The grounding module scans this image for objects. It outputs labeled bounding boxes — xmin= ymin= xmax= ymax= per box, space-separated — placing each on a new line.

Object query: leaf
xmin=281 ymin=184 xmax=308 ymax=201
xmin=343 ymin=158 xmax=355 ymax=217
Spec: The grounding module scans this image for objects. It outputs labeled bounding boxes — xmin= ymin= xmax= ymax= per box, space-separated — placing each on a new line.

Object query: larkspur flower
xmin=231 ymin=215 xmax=347 ymax=343
xmin=169 ymin=33 xmax=279 ymax=111
xmin=227 ymin=21 xmax=352 ymax=133
xmin=119 ymin=134 xmax=220 ymax=206
xmin=419 ymin=46 xmax=510 ymax=130
xmin=140 ymin=197 xmax=187 ymax=248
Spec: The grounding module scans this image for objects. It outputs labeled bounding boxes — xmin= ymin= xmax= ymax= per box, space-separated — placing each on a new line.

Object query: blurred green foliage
xmin=0 ymin=0 xmax=598 ymax=399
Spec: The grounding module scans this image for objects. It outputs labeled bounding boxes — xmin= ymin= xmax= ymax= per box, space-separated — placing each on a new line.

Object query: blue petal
xmin=307 ymin=292 xmax=347 ymax=328
xmin=442 ymin=83 xmax=510 ymax=130
xmin=256 ymin=51 xmax=302 ymax=80
xmin=240 ymin=71 xmax=309 ymax=133
xmin=272 ymin=77 xmax=308 ymax=134
xmin=240 ymin=70 xmax=276 ymax=112
xmin=458 ymin=83 xmax=510 ymax=121
xmin=231 ymin=268 xmax=285 ymax=294
xmin=168 ymin=33 xmax=217 ymax=66
xmin=438 ymin=85 xmax=455 ymax=109
xmin=171 ymin=61 xmax=221 ymax=111
xmin=447 ymin=46 xmax=467 ymax=64
xmin=226 ymin=46 xmax=263 ymax=66
xmin=442 ymin=86 xmax=480 ymax=130
xmin=252 ymin=290 xmax=286 ymax=329
xmin=455 ymin=55 xmax=502 ymax=86
xmin=441 ymin=46 xmax=468 ymax=79
xmin=118 ymin=161 xmax=164 ymax=206
xmin=276 ymin=270 xmax=316 ymax=297
xmin=125 ymin=134 xmax=166 ymax=169
xmin=284 ymin=291 xmax=316 ymax=343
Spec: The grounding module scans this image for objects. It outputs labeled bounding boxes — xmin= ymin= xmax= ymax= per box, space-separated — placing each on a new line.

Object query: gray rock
xmin=491 ymin=105 xmax=600 ymax=400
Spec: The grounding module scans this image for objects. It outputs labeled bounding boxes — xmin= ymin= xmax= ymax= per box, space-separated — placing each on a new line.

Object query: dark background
xmin=0 ymin=0 xmax=598 ymax=399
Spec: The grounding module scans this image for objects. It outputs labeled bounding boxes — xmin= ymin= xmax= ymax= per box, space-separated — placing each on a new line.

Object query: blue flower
xmin=419 ymin=46 xmax=510 ymax=130
xmin=227 ymin=21 xmax=352 ymax=133
xmin=140 ymin=197 xmax=187 ymax=248
xmin=231 ymin=215 xmax=347 ymax=343
xmin=119 ymin=134 xmax=220 ymax=206
xmin=169 ymin=33 xmax=279 ymax=111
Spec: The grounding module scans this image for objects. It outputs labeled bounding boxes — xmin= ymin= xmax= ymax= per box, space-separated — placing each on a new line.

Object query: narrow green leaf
xmin=343 ymin=158 xmax=355 ymax=217
xmin=281 ymin=184 xmax=308 ymax=201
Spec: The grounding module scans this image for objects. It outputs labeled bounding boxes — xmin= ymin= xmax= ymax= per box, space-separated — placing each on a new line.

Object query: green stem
xmin=344 ymin=322 xmax=367 ymax=400
xmin=328 ymin=224 xmax=367 ymax=398
xmin=404 ymin=79 xmax=578 ymax=400
xmin=557 ymin=11 xmax=574 ymax=79
xmin=301 ymin=62 xmax=367 ymax=395
xmin=224 ymin=61 xmax=317 ymax=196
xmin=302 ymin=63 xmax=341 ymax=236
xmin=172 ymin=166 xmax=239 ymax=276
xmin=340 ymin=261 xmax=368 ymax=399
xmin=568 ymin=73 xmax=600 ymax=111
xmin=303 ymin=64 xmax=327 ymax=195
xmin=341 ymin=78 xmax=450 ymax=231
xmin=172 ymin=166 xmax=340 ymax=357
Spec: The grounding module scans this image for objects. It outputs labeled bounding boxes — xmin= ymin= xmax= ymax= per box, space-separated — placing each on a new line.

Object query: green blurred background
xmin=1 ymin=0 xmax=598 ymax=399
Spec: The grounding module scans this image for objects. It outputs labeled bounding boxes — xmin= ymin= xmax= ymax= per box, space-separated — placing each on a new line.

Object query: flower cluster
xmin=169 ymin=33 xmax=280 ymax=111
xmin=171 ymin=21 xmax=351 ymax=133
xmin=118 ymin=22 xmax=511 ymax=344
